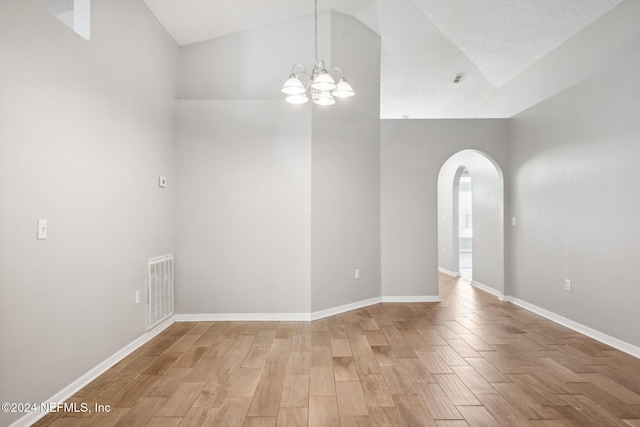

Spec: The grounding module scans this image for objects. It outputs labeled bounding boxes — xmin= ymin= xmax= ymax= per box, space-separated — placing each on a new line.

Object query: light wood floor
xmin=35 ymin=274 xmax=640 ymax=426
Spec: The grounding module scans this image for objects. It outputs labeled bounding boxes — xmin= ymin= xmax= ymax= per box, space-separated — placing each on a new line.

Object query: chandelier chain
xmin=314 ymin=0 xmax=318 ymax=64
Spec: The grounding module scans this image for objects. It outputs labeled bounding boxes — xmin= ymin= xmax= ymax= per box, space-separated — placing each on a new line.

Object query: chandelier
xmin=281 ymin=0 xmax=355 ymax=105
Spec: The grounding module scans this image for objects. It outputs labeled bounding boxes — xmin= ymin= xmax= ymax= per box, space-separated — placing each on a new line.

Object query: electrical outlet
xmin=355 ymin=269 xmax=360 ymax=279
xmin=565 ymin=279 xmax=571 ymax=292
xmin=135 ymin=290 xmax=141 ymax=304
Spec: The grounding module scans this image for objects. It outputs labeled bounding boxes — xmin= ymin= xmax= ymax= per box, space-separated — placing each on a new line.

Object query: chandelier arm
xmin=290 ymin=64 xmax=311 ymax=88
xmin=292 ymin=64 xmax=307 ymax=75
xmin=328 ymin=67 xmax=344 ymax=79
xmin=299 ymin=75 xmax=312 ymax=89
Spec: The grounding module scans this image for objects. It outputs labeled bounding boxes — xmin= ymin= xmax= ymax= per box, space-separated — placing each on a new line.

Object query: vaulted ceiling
xmin=143 ymin=0 xmax=622 ymax=118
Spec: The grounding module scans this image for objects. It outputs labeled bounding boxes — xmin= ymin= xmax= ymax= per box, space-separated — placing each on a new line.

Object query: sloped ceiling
xmin=143 ymin=0 xmax=622 ymax=118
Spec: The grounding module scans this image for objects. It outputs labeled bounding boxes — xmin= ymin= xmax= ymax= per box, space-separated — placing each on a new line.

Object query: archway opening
xmin=437 ymin=150 xmax=505 ymax=299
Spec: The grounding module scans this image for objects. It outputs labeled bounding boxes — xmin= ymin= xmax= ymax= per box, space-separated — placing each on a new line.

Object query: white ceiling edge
xmin=142 ymin=0 xmax=626 ymax=119
xmin=142 ymin=0 xmax=373 ymax=46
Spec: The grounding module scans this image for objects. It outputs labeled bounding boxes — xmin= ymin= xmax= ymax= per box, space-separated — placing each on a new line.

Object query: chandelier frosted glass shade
xmin=281 ymin=75 xmax=306 ymax=96
xmin=310 ymin=71 xmax=336 ymax=91
xmin=332 ymin=78 xmax=355 ymax=98
xmin=285 ymin=93 xmax=309 ymax=104
xmin=312 ymin=90 xmax=336 ymax=106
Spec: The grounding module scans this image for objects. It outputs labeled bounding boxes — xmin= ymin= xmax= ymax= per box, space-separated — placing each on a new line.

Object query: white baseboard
xmin=11 ymin=317 xmax=175 ymax=427
xmin=470 ymin=280 xmax=505 ymax=300
xmin=310 ymin=297 xmax=382 ymax=321
xmin=381 ymin=296 xmax=441 ymax=303
xmin=508 ymin=297 xmax=640 ymax=360
xmin=174 ymin=295 xmax=442 ymax=323
xmin=174 ymin=313 xmax=311 ymax=322
xmin=174 ymin=294 xmax=443 ymax=324
xmin=438 ymin=267 xmax=460 ymax=277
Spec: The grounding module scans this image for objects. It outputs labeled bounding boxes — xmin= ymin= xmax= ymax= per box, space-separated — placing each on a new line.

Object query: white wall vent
xmin=147 ymin=255 xmax=174 ymax=330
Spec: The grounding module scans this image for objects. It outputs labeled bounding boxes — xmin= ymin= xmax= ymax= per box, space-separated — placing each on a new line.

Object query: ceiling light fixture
xmin=281 ymin=0 xmax=354 ymax=105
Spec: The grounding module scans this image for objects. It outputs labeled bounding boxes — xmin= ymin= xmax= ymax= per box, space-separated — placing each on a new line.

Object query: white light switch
xmin=37 ymin=219 xmax=48 ymax=240
xmin=135 ymin=290 xmax=141 ymax=305
xmin=512 ymin=217 xmax=516 ymax=226
xmin=355 ymin=269 xmax=360 ymax=279
xmin=158 ymin=177 xmax=167 ymax=188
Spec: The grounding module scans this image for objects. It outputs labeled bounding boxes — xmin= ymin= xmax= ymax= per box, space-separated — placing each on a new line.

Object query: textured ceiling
xmin=143 ymin=0 xmax=622 ymax=118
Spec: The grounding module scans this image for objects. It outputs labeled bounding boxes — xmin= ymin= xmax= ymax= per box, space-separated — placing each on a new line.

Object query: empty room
xmin=2 ymin=0 xmax=640 ymax=426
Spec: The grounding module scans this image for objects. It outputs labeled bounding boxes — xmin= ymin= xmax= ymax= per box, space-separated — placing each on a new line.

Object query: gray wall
xmin=175 ymin=101 xmax=312 ymax=314
xmin=179 ymin=13 xmax=324 ymax=100
xmin=310 ymin=12 xmax=381 ymax=312
xmin=437 ymin=151 xmax=504 ymax=295
xmin=175 ymin=12 xmax=381 ymax=315
xmin=175 ymin=14 xmax=319 ymax=315
xmin=381 ymin=120 xmax=508 ymax=298
xmin=507 ymin=38 xmax=640 ymax=347
xmin=0 ymin=0 xmax=177 ymax=425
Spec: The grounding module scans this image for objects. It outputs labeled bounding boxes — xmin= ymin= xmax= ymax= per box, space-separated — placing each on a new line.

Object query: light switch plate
xmin=159 ymin=177 xmax=167 ymax=188
xmin=37 ymin=219 xmax=48 ymax=240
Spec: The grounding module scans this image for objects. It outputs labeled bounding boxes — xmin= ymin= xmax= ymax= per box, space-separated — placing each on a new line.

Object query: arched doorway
xmin=437 ymin=150 xmax=505 ymax=299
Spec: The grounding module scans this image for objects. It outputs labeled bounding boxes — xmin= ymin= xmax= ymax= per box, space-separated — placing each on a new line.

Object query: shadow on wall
xmin=437 ymin=150 xmax=505 ymax=298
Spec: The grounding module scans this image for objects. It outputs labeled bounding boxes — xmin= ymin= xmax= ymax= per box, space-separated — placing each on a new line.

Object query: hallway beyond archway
xmin=437 ymin=150 xmax=504 ymax=299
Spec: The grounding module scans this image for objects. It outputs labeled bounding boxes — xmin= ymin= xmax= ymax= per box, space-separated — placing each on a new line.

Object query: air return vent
xmin=147 ymin=255 xmax=174 ymax=330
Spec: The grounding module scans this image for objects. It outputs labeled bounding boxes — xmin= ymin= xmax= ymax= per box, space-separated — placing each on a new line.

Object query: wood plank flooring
xmin=34 ymin=274 xmax=640 ymax=426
